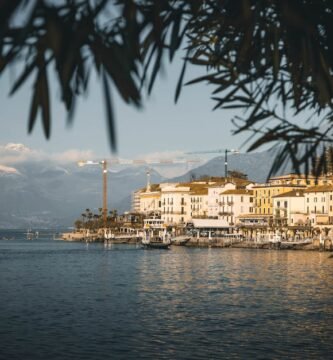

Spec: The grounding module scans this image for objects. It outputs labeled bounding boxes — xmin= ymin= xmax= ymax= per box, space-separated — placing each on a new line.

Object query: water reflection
xmin=0 ymin=237 xmax=332 ymax=359
xmin=136 ymin=248 xmax=333 ymax=358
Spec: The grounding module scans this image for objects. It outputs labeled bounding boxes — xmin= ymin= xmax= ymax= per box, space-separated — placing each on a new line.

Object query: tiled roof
xmin=252 ymin=184 xmax=306 ymax=189
xmin=220 ymin=189 xmax=253 ymax=195
xmin=190 ymin=188 xmax=208 ymax=195
xmin=304 ymin=185 xmax=333 ymax=193
xmin=272 ymin=190 xmax=304 ymax=198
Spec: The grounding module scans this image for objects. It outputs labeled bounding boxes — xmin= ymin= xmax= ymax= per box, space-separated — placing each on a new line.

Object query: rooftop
xmin=273 ymin=190 xmax=304 ymax=198
xmin=220 ymin=189 xmax=253 ymax=195
xmin=304 ymin=185 xmax=333 ymax=193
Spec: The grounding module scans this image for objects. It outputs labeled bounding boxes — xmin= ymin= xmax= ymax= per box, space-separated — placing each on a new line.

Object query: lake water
xmin=0 ymin=230 xmax=333 ymax=359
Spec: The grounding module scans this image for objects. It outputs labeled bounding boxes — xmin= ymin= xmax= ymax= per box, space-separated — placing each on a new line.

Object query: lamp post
xmin=78 ymin=159 xmax=108 ymax=227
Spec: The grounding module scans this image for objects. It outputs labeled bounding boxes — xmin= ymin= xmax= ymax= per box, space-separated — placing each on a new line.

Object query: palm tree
xmin=81 ymin=213 xmax=86 ymax=223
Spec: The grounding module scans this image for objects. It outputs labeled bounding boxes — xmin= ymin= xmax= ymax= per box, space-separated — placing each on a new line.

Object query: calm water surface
xmin=0 ymin=230 xmax=332 ymax=359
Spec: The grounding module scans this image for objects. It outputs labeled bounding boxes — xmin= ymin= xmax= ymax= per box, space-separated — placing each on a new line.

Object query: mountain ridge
xmin=0 ymin=145 xmax=290 ymax=228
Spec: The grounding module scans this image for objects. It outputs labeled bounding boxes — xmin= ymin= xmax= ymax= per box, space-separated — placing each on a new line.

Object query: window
xmin=241 ymin=196 xmax=243 ymax=202
xmin=284 ymin=201 xmax=287 ymax=208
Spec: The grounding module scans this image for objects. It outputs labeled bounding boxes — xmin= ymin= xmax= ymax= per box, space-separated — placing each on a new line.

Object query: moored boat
xmin=142 ymin=237 xmax=171 ymax=249
xmin=171 ymin=235 xmax=191 ymax=246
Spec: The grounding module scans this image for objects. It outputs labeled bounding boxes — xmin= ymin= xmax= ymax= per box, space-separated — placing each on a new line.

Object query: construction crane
xmin=78 ymin=160 xmax=108 ymax=226
xmin=77 ymin=156 xmax=201 ymax=223
xmin=185 ymin=149 xmax=240 ymax=177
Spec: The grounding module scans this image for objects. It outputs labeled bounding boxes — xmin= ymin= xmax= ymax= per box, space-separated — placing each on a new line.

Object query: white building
xmin=139 ymin=184 xmax=161 ymax=215
xmin=207 ymin=183 xmax=236 ymax=218
xmin=304 ymin=185 xmax=333 ymax=226
xmin=219 ymin=188 xmax=254 ymax=225
xmin=190 ymin=187 xmax=209 ymax=219
xmin=160 ymin=183 xmax=191 ymax=225
xmin=272 ymin=190 xmax=306 ymax=226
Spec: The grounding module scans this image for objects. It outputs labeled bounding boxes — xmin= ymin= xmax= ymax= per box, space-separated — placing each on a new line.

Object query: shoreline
xmin=61 ymin=232 xmax=333 ymax=251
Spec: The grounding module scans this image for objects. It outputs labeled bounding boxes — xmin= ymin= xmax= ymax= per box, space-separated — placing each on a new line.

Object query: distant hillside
xmin=171 ymin=149 xmax=292 ymax=183
xmin=0 ymin=161 xmax=165 ymax=229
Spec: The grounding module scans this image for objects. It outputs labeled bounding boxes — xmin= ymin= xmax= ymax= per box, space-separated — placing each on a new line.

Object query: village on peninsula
xmin=61 ymin=168 xmax=333 ymax=251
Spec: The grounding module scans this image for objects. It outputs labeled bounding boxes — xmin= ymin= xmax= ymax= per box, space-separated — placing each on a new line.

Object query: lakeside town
xmin=63 ymin=171 xmax=333 ymax=251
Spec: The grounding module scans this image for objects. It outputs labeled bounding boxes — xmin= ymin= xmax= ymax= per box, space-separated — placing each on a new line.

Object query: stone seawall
xmin=184 ymin=237 xmax=329 ymax=251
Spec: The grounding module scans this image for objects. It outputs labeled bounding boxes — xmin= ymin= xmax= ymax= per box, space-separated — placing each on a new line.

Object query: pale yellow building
xmin=253 ymin=184 xmax=306 ymax=216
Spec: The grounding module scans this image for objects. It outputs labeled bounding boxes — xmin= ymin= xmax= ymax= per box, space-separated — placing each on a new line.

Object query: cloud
xmin=134 ymin=150 xmax=186 ymax=162
xmin=51 ymin=149 xmax=96 ymax=164
xmin=0 ymin=143 xmax=97 ymax=165
xmin=0 ymin=144 xmax=204 ymax=178
xmin=0 ymin=164 xmax=21 ymax=175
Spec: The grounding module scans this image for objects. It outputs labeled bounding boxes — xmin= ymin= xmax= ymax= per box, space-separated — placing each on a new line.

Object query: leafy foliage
xmin=2 ymin=1 xmax=333 ymax=175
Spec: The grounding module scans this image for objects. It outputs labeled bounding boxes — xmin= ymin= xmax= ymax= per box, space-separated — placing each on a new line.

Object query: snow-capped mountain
xmin=0 ymin=149 xmax=166 ymax=228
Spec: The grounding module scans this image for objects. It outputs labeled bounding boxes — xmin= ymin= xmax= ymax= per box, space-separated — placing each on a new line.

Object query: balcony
xmin=219 ymin=212 xmax=233 ymax=216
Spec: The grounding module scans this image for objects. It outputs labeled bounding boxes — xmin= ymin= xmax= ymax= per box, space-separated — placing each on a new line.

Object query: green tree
xmin=228 ymin=170 xmax=248 ymax=180
xmin=2 ymin=1 xmax=333 ymax=174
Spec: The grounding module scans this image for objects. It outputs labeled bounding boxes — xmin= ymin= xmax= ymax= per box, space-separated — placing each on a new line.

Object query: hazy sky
xmin=0 ymin=57 xmax=248 ymax=162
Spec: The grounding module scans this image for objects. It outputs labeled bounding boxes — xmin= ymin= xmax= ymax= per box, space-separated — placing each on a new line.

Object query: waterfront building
xmin=133 ymin=172 xmax=333 ymax=237
xmin=253 ymin=174 xmax=333 ymax=218
xmin=207 ymin=178 xmax=254 ymax=218
xmin=161 ymin=183 xmax=192 ymax=225
xmin=139 ymin=183 xmax=161 ymax=215
xmin=190 ymin=186 xmax=209 ymax=219
xmin=253 ymin=183 xmax=306 ymax=217
xmin=207 ymin=182 xmax=237 ymax=218
xmin=272 ymin=190 xmax=306 ymax=227
xmin=304 ymin=185 xmax=333 ymax=226
xmin=219 ymin=188 xmax=254 ymax=225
